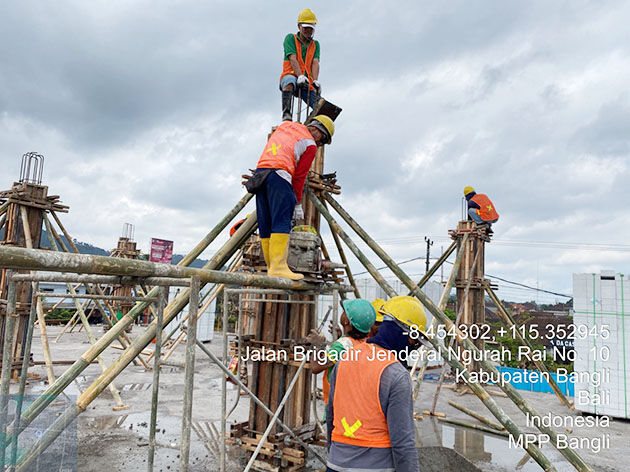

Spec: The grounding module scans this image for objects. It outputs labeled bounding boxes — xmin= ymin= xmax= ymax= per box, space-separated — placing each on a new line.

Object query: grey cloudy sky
xmin=1 ymin=1 xmax=629 ymax=302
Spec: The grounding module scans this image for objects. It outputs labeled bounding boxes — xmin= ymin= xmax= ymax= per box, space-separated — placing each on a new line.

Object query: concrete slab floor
xmin=12 ymin=326 xmax=629 ymax=471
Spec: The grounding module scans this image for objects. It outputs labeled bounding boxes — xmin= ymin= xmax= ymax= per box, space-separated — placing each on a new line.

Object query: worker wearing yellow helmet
xmin=464 ymin=186 xmax=499 ymax=235
xmin=326 ymin=295 xmax=423 ymax=471
xmin=246 ymin=115 xmax=334 ymax=280
xmin=279 ymin=8 xmax=321 ymax=121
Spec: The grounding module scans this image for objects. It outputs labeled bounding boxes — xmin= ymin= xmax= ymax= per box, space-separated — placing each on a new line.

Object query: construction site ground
xmin=21 ymin=325 xmax=629 ymax=472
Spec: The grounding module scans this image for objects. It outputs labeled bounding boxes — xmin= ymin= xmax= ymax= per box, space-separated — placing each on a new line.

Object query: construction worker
xmin=326 ymin=296 xmax=426 ymax=472
xmin=250 ymin=115 xmax=334 ymax=280
xmin=311 ymin=299 xmax=376 ymax=406
xmin=368 ymin=298 xmax=386 ymax=338
xmin=280 ymin=8 xmax=321 ymax=121
xmin=464 ymin=186 xmax=499 ymax=234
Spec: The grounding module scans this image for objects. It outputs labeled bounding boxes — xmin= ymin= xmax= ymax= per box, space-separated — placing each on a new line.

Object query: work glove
xmin=306 ymin=329 xmax=327 ymax=349
xmin=312 ymin=80 xmax=321 ymax=94
xmin=297 ymin=74 xmax=309 ymax=91
xmin=293 ymin=204 xmax=304 ymax=221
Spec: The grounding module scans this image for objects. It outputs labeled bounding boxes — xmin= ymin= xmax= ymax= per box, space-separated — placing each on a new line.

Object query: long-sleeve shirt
xmin=326 ymin=360 xmax=420 ymax=472
xmin=275 ymin=139 xmax=317 ymax=203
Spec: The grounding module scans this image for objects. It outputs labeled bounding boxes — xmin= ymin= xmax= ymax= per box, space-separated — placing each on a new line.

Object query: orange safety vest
xmin=470 ymin=194 xmax=499 ymax=221
xmin=331 ymin=342 xmax=398 ymax=448
xmin=256 ymin=121 xmax=313 ymax=176
xmin=280 ymin=34 xmax=316 ymax=91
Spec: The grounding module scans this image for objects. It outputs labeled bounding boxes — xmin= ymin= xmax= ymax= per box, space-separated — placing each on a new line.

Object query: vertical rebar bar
xmin=0 ymin=274 xmax=17 ymax=470
xmin=243 ymin=358 xmax=308 ymax=472
xmin=180 ymin=276 xmax=199 ymax=472
xmin=148 ymin=287 xmax=166 ymax=471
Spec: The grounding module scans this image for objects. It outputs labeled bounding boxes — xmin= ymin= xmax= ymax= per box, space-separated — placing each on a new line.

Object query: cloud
xmin=1 ymin=0 xmax=629 ymax=301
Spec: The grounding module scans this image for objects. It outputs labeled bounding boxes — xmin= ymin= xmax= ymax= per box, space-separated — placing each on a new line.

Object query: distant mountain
xmin=39 ymin=231 xmax=209 ymax=267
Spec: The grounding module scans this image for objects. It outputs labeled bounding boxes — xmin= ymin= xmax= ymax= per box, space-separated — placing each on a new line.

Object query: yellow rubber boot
xmin=268 ymin=233 xmax=304 ymax=280
xmin=260 ymin=238 xmax=270 ymax=267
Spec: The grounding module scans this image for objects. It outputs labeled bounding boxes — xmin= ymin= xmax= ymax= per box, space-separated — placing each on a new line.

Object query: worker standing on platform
xmin=280 ymin=8 xmax=321 ymax=121
xmin=246 ymin=116 xmax=334 ymax=280
xmin=311 ymin=299 xmax=376 ymax=406
xmin=464 ymin=186 xmax=499 ymax=233
xmin=326 ymin=296 xmax=425 ymax=472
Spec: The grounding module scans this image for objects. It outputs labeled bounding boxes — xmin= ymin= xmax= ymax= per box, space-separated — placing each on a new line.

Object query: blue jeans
xmin=279 ymin=75 xmax=317 ymax=108
xmin=256 ymin=170 xmax=296 ymax=238
xmin=468 ymin=208 xmax=498 ymax=225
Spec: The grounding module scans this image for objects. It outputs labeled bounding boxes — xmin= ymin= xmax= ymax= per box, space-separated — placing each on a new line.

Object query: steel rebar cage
xmin=19 ymin=152 xmax=44 ymax=185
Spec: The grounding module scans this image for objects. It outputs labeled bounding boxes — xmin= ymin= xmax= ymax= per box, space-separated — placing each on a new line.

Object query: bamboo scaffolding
xmin=243 ymin=358 xmax=308 ymax=472
xmin=412 ymin=237 xmax=467 ymax=399
xmin=438 ymin=417 xmax=509 ymax=438
xmin=321 ymin=200 xmax=360 ymax=299
xmin=447 ymin=400 xmax=505 ymax=431
xmin=10 ymin=281 xmax=38 ymax=469
xmin=180 ymin=276 xmax=199 ymax=472
xmin=3 ymin=199 xmax=258 ymax=458
xmin=486 ymin=286 xmax=573 ymax=410
xmin=19 ymin=207 xmax=55 ymax=385
xmin=430 ymin=247 xmax=481 ymax=414
xmin=44 ymin=215 xmax=150 ymax=368
xmin=147 ymin=288 xmax=164 ymax=471
xmin=310 ymin=190 xmax=592 ymax=472
xmin=44 ymin=216 xmax=127 ymax=410
xmin=0 ymin=277 xmax=17 ymax=470
xmin=307 ymin=190 xmax=563 ymax=471
xmin=408 ymin=240 xmax=457 ymax=294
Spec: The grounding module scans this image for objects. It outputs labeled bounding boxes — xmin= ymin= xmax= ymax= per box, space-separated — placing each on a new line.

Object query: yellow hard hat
xmin=308 ymin=115 xmax=334 ymax=144
xmin=371 ymin=299 xmax=386 ymax=322
xmin=297 ymin=8 xmax=317 ymax=25
xmin=380 ymin=296 xmax=427 ymax=333
xmin=464 ymin=186 xmax=475 ymax=195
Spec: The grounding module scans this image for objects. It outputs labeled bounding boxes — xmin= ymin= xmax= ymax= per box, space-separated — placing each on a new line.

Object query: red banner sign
xmin=150 ymin=238 xmax=174 ymax=263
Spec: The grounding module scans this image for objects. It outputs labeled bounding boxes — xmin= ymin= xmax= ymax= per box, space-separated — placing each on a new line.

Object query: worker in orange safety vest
xmin=326 ymin=296 xmax=426 ymax=472
xmin=280 ymin=8 xmax=321 ymax=121
xmin=246 ymin=115 xmax=334 ymax=280
xmin=464 ymin=186 xmax=499 ymax=234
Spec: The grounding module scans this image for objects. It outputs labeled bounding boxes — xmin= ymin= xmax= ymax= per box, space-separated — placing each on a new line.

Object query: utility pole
xmin=424 ymin=236 xmax=433 ymax=274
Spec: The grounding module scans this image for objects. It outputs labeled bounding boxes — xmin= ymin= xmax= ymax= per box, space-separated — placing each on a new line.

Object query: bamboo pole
xmin=408 ymin=240 xmax=457 ymax=294
xmin=448 ymin=401 xmax=505 ymax=431
xmin=5 ymin=203 xmax=259 ymax=453
xmin=243 ymin=358 xmax=308 ymax=472
xmin=321 ymin=200 xmax=361 ymax=299
xmin=178 ymin=193 xmax=253 ymax=267
xmin=0 ymin=246 xmax=351 ymax=293
xmin=19 ymin=207 xmax=55 ymax=385
xmin=315 ymin=191 xmax=592 ymax=472
xmin=0 ymin=276 xmax=17 ymax=470
xmin=413 ymin=237 xmax=467 ymax=399
xmin=438 ymin=417 xmax=509 ymax=438
xmin=46 ymin=215 xmax=150 ymax=367
xmin=10 ymin=281 xmax=38 ymax=469
xmin=486 ymin=286 xmax=573 ymax=410
xmin=430 ymin=247 xmax=480 ymax=414
xmin=44 ymin=216 xmax=127 ymax=410
xmin=148 ymin=288 xmax=165 ymax=471
xmin=180 ymin=276 xmax=199 ymax=472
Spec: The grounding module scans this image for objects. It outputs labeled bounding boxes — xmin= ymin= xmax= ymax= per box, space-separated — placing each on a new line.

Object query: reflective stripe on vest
xmin=471 ymin=194 xmax=499 ymax=221
xmin=280 ymin=34 xmax=316 ymax=91
xmin=331 ymin=342 xmax=397 ymax=448
xmin=256 ymin=121 xmax=313 ymax=176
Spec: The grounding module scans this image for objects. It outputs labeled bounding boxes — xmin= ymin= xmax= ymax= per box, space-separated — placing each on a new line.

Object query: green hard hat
xmin=342 ymin=299 xmax=376 ymax=333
